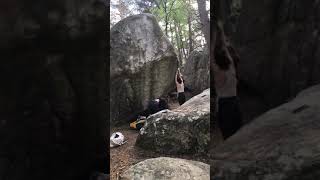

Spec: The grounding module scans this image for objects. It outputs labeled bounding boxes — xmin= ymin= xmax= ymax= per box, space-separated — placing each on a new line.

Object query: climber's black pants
xmin=178 ymin=92 xmax=186 ymax=105
xmin=218 ymin=96 xmax=243 ymax=140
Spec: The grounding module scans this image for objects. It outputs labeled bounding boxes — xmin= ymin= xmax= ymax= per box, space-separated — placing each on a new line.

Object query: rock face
xmin=136 ymin=89 xmax=210 ymax=154
xmin=0 ymin=1 xmax=108 ymax=180
xmin=183 ymin=50 xmax=210 ymax=96
xmin=211 ymin=85 xmax=320 ymax=180
xmin=110 ymin=13 xmax=178 ymax=126
xmin=120 ymin=157 xmax=210 ymax=180
xmin=224 ymin=0 xmax=320 ymax=107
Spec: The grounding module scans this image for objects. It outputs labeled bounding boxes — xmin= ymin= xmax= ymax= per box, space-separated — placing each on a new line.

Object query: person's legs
xmin=218 ymin=97 xmax=242 ymax=140
xmin=218 ymin=101 xmax=233 ymax=139
xmin=232 ymin=98 xmax=243 ymax=133
xmin=178 ymin=92 xmax=186 ymax=105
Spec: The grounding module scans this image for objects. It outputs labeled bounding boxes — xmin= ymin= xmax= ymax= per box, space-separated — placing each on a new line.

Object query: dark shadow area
xmin=0 ymin=0 xmax=109 ymax=179
xmin=211 ymin=0 xmax=320 ymax=179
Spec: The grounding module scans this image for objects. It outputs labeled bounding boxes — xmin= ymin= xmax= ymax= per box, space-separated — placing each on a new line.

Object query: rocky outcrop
xmin=211 ymin=85 xmax=320 ymax=179
xmin=0 ymin=1 xmax=108 ymax=180
xmin=120 ymin=157 xmax=210 ymax=180
xmin=136 ymin=89 xmax=210 ymax=154
xmin=110 ymin=13 xmax=178 ymax=126
xmin=224 ymin=0 xmax=320 ymax=107
xmin=183 ymin=50 xmax=210 ymax=96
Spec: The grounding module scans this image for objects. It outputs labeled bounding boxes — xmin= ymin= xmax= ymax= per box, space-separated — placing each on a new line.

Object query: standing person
xmin=175 ymin=68 xmax=186 ymax=105
xmin=213 ymin=35 xmax=242 ymax=140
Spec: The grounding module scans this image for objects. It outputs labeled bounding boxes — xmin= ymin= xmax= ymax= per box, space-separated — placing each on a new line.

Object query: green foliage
xmin=146 ymin=0 xmax=206 ymax=64
xmin=111 ymin=0 xmax=208 ymax=64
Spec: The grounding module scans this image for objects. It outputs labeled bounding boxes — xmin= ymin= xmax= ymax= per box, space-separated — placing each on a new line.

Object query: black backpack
xmin=147 ymin=99 xmax=160 ymax=115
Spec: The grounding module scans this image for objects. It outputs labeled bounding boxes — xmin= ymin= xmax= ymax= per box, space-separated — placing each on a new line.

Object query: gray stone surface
xmin=120 ymin=157 xmax=210 ymax=180
xmin=224 ymin=0 xmax=320 ymax=107
xmin=183 ymin=50 xmax=210 ymax=96
xmin=0 ymin=0 xmax=108 ymax=179
xmin=136 ymin=89 xmax=210 ymax=154
xmin=110 ymin=13 xmax=178 ymax=126
xmin=211 ymin=85 xmax=320 ymax=180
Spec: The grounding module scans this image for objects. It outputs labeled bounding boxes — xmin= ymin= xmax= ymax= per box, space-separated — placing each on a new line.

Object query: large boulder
xmin=0 ymin=1 xmax=108 ymax=180
xmin=120 ymin=157 xmax=210 ymax=180
xmin=183 ymin=50 xmax=210 ymax=96
xmin=136 ymin=89 xmax=210 ymax=154
xmin=110 ymin=13 xmax=178 ymax=126
xmin=224 ymin=0 xmax=320 ymax=107
xmin=211 ymin=85 xmax=320 ymax=179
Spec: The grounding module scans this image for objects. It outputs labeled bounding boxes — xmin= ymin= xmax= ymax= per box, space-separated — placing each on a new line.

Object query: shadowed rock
xmin=211 ymin=85 xmax=320 ymax=180
xmin=0 ymin=0 xmax=108 ymax=179
xmin=183 ymin=50 xmax=209 ymax=96
xmin=110 ymin=13 xmax=178 ymax=126
xmin=224 ymin=0 xmax=320 ymax=107
xmin=136 ymin=89 xmax=210 ymax=154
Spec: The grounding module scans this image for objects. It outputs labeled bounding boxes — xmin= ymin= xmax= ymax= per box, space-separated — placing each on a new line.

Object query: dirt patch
xmin=110 ymin=126 xmax=140 ymax=180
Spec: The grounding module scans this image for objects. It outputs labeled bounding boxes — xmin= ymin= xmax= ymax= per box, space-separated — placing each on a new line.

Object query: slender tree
xmin=187 ymin=0 xmax=193 ymax=53
xmin=174 ymin=19 xmax=183 ymax=65
xmin=162 ymin=0 xmax=169 ymax=36
xmin=118 ymin=0 xmax=129 ymax=19
xmin=197 ymin=0 xmax=210 ymax=47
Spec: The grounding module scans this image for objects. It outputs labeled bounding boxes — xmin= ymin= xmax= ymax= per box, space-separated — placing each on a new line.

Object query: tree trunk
xmin=118 ymin=0 xmax=128 ymax=19
xmin=163 ymin=0 xmax=169 ymax=36
xmin=169 ymin=22 xmax=175 ymax=47
xmin=174 ymin=20 xmax=183 ymax=66
xmin=188 ymin=0 xmax=193 ymax=53
xmin=177 ymin=22 xmax=187 ymax=64
xmin=197 ymin=0 xmax=210 ymax=48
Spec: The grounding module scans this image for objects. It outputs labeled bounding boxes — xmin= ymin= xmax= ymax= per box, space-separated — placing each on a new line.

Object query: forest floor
xmin=110 ymin=90 xmax=269 ymax=179
xmin=110 ymin=98 xmax=210 ymax=180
